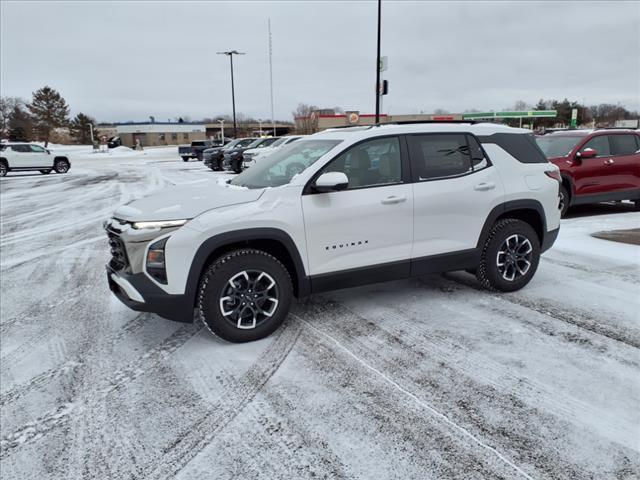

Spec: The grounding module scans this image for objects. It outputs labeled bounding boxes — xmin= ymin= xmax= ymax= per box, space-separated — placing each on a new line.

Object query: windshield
xmin=270 ymin=137 xmax=289 ymax=147
xmin=230 ymin=139 xmax=343 ymax=189
xmin=536 ymin=135 xmax=582 ymax=158
xmin=225 ymin=138 xmax=254 ymax=150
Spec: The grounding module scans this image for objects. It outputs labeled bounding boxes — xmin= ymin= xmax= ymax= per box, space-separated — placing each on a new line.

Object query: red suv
xmin=536 ymin=129 xmax=640 ymax=216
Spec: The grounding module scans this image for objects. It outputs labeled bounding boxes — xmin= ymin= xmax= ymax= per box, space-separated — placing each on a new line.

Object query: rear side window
xmin=11 ymin=145 xmax=30 ymax=153
xmin=609 ymin=135 xmax=639 ymax=155
xmin=407 ymin=134 xmax=489 ymax=181
xmin=478 ymin=133 xmax=548 ymax=164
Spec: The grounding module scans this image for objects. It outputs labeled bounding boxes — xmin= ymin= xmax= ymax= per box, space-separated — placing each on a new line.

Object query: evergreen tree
xmin=69 ymin=113 xmax=97 ymax=145
xmin=8 ymin=106 xmax=34 ymax=141
xmin=27 ymin=86 xmax=70 ymax=147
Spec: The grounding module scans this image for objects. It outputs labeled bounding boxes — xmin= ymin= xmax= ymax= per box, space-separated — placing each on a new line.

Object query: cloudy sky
xmin=1 ymin=1 xmax=638 ymax=123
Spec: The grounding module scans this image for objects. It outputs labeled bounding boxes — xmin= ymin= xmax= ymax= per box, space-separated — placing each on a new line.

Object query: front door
xmin=573 ymin=134 xmax=616 ymax=195
xmin=302 ymin=136 xmax=413 ymax=278
xmin=29 ymin=144 xmax=51 ymax=167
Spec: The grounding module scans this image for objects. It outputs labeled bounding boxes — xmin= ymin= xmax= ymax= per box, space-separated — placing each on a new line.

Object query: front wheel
xmin=182 ymin=156 xmax=190 ymax=162
xmin=54 ymin=159 xmax=70 ymax=174
xmin=0 ymin=162 xmax=7 ymax=177
xmin=198 ymin=249 xmax=293 ymax=343
xmin=476 ymin=219 xmax=540 ymax=292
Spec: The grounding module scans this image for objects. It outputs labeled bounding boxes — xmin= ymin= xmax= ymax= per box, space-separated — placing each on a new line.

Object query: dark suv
xmin=203 ymin=138 xmax=256 ymax=171
xmin=536 ymin=129 xmax=640 ymax=216
xmin=223 ymin=137 xmax=279 ymax=173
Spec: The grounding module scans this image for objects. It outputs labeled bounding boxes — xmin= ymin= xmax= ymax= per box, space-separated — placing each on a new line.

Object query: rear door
xmin=407 ymin=133 xmax=505 ymax=270
xmin=607 ymin=133 xmax=640 ymax=192
xmin=10 ymin=144 xmax=33 ymax=167
xmin=302 ymin=135 xmax=413 ymax=278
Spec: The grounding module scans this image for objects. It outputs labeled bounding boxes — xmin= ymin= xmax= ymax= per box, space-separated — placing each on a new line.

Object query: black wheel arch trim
xmin=184 ymin=228 xmax=310 ymax=308
xmin=477 ymin=199 xmax=549 ymax=250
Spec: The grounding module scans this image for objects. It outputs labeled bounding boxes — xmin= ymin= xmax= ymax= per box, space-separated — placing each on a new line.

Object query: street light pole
xmin=218 ymin=119 xmax=224 ymax=142
xmin=217 ymin=50 xmax=245 ymax=138
xmin=375 ymin=0 xmax=382 ymax=123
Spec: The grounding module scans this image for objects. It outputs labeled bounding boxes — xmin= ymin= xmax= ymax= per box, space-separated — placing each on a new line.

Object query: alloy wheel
xmin=219 ymin=270 xmax=279 ymax=329
xmin=496 ymin=234 xmax=533 ymax=282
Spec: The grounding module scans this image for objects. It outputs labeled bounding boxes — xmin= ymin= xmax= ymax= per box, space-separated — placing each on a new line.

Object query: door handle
xmin=474 ymin=182 xmax=495 ymax=191
xmin=381 ymin=195 xmax=406 ymax=205
xmin=604 ymin=158 xmax=615 ymax=165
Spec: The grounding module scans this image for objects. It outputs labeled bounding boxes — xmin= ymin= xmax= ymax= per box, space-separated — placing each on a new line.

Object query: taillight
xmin=545 ymin=170 xmax=561 ymax=182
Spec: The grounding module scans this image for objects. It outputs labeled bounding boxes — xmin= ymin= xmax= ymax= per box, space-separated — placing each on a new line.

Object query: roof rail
xmin=593 ymin=126 xmax=638 ymax=131
xmin=376 ymin=120 xmax=477 ymax=126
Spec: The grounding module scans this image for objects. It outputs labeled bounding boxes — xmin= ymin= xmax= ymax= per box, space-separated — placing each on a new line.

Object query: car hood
xmin=113 ymin=180 xmax=264 ymax=222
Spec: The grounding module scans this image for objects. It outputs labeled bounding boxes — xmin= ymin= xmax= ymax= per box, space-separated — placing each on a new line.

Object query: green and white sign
xmin=462 ymin=110 xmax=557 ymax=120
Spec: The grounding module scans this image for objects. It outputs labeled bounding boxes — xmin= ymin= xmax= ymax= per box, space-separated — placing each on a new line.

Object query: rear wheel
xmin=477 ymin=219 xmax=540 ymax=292
xmin=559 ymin=184 xmax=570 ymax=218
xmin=634 ymin=200 xmax=640 ymax=211
xmin=40 ymin=169 xmax=52 ymax=174
xmin=0 ymin=162 xmax=7 ymax=177
xmin=54 ymin=159 xmax=69 ymax=174
xmin=182 ymin=156 xmax=189 ymax=162
xmin=198 ymin=249 xmax=293 ymax=343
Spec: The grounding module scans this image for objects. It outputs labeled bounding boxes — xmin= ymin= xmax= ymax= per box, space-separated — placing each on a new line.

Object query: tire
xmin=233 ymin=160 xmax=243 ymax=174
xmin=40 ymin=169 xmax=52 ymax=174
xmin=476 ymin=218 xmax=540 ymax=292
xmin=559 ymin=184 xmax=570 ymax=218
xmin=197 ymin=249 xmax=293 ymax=343
xmin=54 ymin=159 xmax=69 ymax=174
xmin=0 ymin=161 xmax=7 ymax=177
xmin=634 ymin=200 xmax=640 ymax=211
xmin=182 ymin=156 xmax=189 ymax=162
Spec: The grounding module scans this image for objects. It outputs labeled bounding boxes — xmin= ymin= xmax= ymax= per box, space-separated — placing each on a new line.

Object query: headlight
xmin=132 ymin=219 xmax=188 ymax=230
xmin=146 ymin=237 xmax=168 ymax=283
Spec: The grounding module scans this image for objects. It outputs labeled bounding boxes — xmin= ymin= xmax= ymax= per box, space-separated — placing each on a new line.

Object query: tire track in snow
xmin=441 ymin=272 xmax=640 ymax=349
xmin=294 ymin=299 xmax=625 ymax=479
xmin=139 ymin=319 xmax=302 ymax=480
xmin=0 ymin=324 xmax=202 ymax=458
xmin=295 ymin=315 xmax=535 ymax=480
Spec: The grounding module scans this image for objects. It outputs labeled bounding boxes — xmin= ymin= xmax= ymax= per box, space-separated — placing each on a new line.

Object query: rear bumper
xmin=106 ymin=266 xmax=194 ymax=323
xmin=541 ymin=227 xmax=559 ymax=253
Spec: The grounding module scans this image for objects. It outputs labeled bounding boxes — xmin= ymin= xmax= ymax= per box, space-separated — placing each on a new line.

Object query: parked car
xmin=178 ymin=140 xmax=222 ymax=162
xmin=105 ymin=122 xmax=561 ymax=343
xmin=203 ymin=138 xmax=256 ymax=171
xmin=223 ymin=137 xmax=280 ymax=173
xmin=242 ymin=135 xmax=305 ymax=169
xmin=536 ymin=129 xmax=640 ymax=216
xmin=107 ymin=136 xmax=122 ymax=148
xmin=0 ymin=143 xmax=71 ymax=177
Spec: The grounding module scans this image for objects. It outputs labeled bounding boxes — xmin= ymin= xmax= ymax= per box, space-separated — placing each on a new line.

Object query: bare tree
xmin=292 ymin=103 xmax=319 ymax=134
xmin=0 ymin=96 xmax=24 ymax=138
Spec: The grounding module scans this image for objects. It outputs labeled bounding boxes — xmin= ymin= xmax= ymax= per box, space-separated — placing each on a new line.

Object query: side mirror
xmin=577 ymin=148 xmax=597 ymax=159
xmin=313 ymin=172 xmax=349 ymax=193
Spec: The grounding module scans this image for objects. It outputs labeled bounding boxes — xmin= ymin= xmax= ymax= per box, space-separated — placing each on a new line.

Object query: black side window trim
xmin=477 ymin=132 xmax=547 ymax=164
xmin=406 ymin=132 xmax=493 ymax=183
xmin=302 ymin=134 xmax=411 ymax=195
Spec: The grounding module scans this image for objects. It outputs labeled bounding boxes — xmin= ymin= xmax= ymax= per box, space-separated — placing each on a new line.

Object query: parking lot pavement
xmin=1 ymin=149 xmax=639 ymax=479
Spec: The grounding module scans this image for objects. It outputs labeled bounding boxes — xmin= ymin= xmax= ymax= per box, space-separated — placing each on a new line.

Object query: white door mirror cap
xmin=314 ymin=172 xmax=349 ymax=192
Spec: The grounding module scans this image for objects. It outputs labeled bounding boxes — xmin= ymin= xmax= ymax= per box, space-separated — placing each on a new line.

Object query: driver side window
xmin=321 ymin=136 xmax=402 ymax=189
xmin=580 ymin=136 xmax=610 ymax=157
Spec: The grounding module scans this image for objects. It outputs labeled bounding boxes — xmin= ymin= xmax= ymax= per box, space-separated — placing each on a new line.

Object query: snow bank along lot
xmin=1 ymin=145 xmax=638 ymax=479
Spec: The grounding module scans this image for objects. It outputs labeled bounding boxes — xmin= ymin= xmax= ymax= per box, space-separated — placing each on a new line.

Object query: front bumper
xmin=107 ymin=265 xmax=194 ymax=323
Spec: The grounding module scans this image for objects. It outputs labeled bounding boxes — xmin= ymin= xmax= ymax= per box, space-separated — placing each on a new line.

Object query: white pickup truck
xmin=0 ymin=143 xmax=71 ymax=177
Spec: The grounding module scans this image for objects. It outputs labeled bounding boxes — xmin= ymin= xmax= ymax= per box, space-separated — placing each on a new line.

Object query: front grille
xmin=107 ymin=230 xmax=129 ymax=271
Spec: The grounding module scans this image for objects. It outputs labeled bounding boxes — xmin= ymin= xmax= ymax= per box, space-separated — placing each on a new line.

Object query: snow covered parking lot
xmin=1 ymin=146 xmax=639 ymax=479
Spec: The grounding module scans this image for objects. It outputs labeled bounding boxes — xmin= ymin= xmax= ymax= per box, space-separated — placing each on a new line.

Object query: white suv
xmin=0 ymin=143 xmax=71 ymax=177
xmin=105 ymin=122 xmax=561 ymax=342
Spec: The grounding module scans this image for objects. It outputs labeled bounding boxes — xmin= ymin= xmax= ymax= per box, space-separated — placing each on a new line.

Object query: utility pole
xmin=218 ymin=119 xmax=224 ymax=142
xmin=217 ymin=50 xmax=245 ymax=138
xmin=268 ymin=18 xmax=276 ymax=137
xmin=375 ymin=0 xmax=382 ymax=123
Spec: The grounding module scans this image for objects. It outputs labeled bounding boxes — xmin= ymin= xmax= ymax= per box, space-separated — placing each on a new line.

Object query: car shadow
xmin=565 ymin=202 xmax=637 ymax=219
